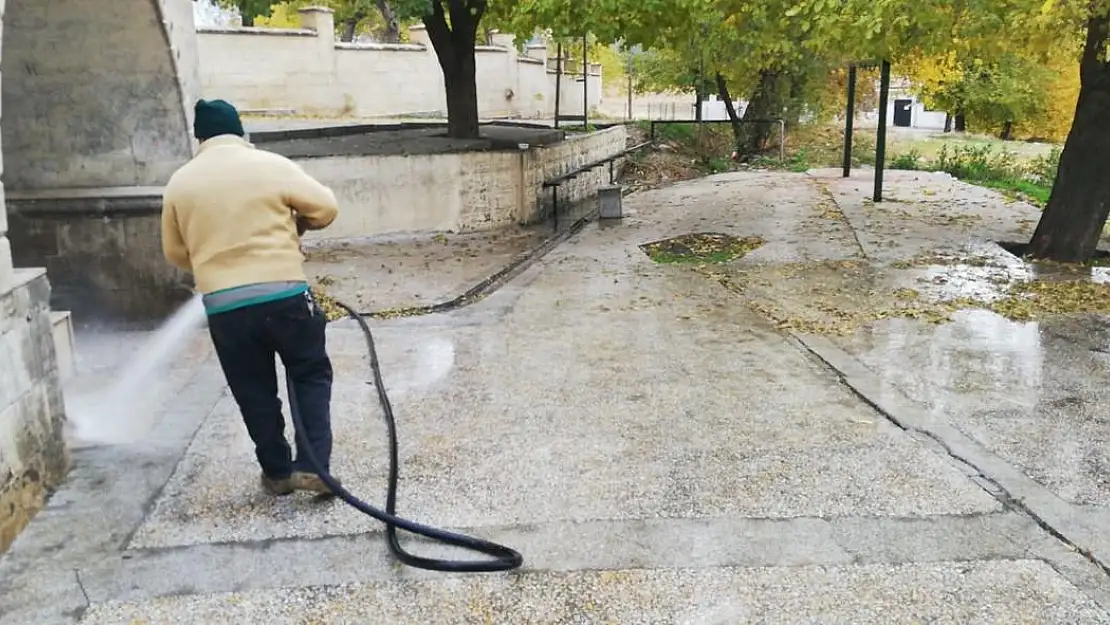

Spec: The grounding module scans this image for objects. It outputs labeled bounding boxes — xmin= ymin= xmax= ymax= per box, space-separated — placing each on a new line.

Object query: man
xmin=161 ymin=98 xmax=341 ymax=497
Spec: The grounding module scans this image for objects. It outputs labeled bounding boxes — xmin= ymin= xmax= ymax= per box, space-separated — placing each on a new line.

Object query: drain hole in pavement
xmin=640 ymin=233 xmax=765 ymax=264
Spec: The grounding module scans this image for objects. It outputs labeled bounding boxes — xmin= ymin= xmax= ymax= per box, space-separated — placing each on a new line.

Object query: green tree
xmin=332 ymin=0 xmax=403 ymax=42
xmin=388 ymin=0 xmax=697 ymax=139
xmin=217 ymin=0 xmax=274 ymax=26
xmin=262 ymin=0 xmax=408 ymax=42
xmin=391 ymin=0 xmax=489 ymax=138
xmin=1025 ymin=8 xmax=1109 ymax=261
xmin=787 ymin=0 xmax=1110 ymax=262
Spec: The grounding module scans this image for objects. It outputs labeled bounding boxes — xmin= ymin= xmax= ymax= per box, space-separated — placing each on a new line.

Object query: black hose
xmin=285 ymin=299 xmax=524 ymax=572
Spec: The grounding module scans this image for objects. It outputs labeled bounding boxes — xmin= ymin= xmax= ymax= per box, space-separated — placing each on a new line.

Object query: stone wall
xmin=524 ymin=126 xmax=630 ymax=220
xmin=295 ymin=125 xmax=629 ymax=240
xmin=0 ymin=269 xmax=69 ymax=553
xmin=196 ymin=9 xmax=603 ymax=119
xmin=2 ymin=127 xmax=625 ymax=322
xmin=6 ymin=189 xmax=195 ymax=324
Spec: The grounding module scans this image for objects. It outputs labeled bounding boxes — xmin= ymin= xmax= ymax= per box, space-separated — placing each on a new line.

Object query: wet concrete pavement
xmin=303 ymin=227 xmax=549 ymax=312
xmin=4 ymin=169 xmax=1110 ymax=623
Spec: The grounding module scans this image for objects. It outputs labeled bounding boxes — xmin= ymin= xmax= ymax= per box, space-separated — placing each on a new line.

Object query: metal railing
xmin=542 ymin=140 xmax=654 ymax=230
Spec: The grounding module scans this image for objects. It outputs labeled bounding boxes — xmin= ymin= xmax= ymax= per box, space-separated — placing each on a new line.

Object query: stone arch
xmin=2 ymin=0 xmax=199 ymax=188
xmin=1 ymin=0 xmax=201 ymax=322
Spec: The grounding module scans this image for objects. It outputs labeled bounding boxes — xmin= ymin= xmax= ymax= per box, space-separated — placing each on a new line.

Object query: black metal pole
xmin=552 ymin=186 xmax=559 ymax=231
xmin=582 ymin=35 xmax=589 ymax=128
xmin=874 ymin=60 xmax=891 ymax=202
xmin=627 ymin=51 xmax=633 ymax=121
xmin=843 ymin=64 xmax=856 ymax=178
xmin=554 ymin=43 xmax=562 ymax=128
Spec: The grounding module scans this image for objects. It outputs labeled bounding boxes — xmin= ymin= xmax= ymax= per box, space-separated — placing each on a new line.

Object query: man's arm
xmin=283 ymin=159 xmax=339 ymax=231
xmin=161 ymin=197 xmax=191 ymax=271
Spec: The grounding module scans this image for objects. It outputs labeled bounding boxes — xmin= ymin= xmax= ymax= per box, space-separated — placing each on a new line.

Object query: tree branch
xmin=423 ymin=0 xmax=458 ymax=71
xmin=1080 ymin=15 xmax=1110 ymax=87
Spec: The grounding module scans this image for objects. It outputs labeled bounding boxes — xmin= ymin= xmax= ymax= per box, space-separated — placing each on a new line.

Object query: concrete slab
xmin=832 ymin=310 xmax=1110 ymax=506
xmin=10 ymin=168 xmax=1110 ymax=625
xmin=817 ymin=171 xmax=1041 ymax=261
xmin=78 ymin=560 xmax=1109 ymax=624
xmin=303 ymin=227 xmax=549 ymax=312
xmin=129 ymin=201 xmax=998 ymax=549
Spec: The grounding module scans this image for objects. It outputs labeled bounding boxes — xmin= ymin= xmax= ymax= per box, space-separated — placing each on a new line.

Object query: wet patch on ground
xmin=696 ymin=246 xmax=1110 ymax=335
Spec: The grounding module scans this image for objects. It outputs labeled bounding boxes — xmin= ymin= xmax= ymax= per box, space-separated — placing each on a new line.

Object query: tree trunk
xmin=954 ymin=111 xmax=966 ymax=132
xmin=341 ymin=18 xmax=357 ymax=42
xmin=241 ymin=13 xmax=254 ymax=27
xmin=375 ymin=0 xmax=401 ymax=43
xmin=999 ymin=121 xmax=1014 ymax=140
xmin=715 ymin=73 xmax=743 ymax=149
xmin=1028 ymin=15 xmax=1110 ymax=262
xmin=736 ymin=70 xmax=786 ymax=158
xmin=443 ymin=56 xmax=479 ymax=138
xmin=424 ymin=0 xmax=484 ymax=139
xmin=944 ymin=112 xmax=953 ymax=133
xmin=695 ymin=88 xmax=703 ymax=122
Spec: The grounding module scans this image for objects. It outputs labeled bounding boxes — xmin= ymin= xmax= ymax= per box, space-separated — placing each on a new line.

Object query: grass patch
xmin=885 ymin=143 xmax=1061 ymax=208
xmin=641 ymin=233 xmax=765 ymax=264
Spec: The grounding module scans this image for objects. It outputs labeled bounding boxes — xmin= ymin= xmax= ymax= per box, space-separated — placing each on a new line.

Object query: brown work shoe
xmin=291 ymin=471 xmax=339 ymax=497
xmin=261 ymin=473 xmax=294 ymax=496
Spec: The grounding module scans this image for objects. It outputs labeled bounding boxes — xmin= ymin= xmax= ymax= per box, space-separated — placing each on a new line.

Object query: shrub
xmin=889 ymin=149 xmax=924 ymax=170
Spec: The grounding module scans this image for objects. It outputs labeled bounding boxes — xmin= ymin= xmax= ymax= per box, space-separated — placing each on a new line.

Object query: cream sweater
xmin=161 ymin=135 xmax=339 ymax=294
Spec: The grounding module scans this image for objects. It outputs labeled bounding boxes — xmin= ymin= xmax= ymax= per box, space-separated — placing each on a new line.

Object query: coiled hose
xmin=286 ymin=299 xmax=524 ymax=572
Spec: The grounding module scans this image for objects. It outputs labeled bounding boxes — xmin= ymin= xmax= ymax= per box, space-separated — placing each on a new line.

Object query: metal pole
xmin=552 ymin=186 xmax=559 ymax=231
xmin=843 ymin=64 xmax=856 ymax=178
xmin=778 ymin=119 xmax=785 ymax=162
xmin=626 ymin=50 xmax=633 ymax=121
xmin=874 ymin=60 xmax=891 ymax=202
xmin=582 ymin=35 xmax=589 ymax=128
xmin=554 ymin=43 xmax=562 ymax=128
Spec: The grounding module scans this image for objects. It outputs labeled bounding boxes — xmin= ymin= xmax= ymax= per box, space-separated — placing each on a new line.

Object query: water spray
xmin=66 ymin=295 xmax=208 ymax=446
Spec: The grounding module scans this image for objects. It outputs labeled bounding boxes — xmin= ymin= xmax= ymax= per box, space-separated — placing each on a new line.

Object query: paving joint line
xmin=72 ymin=569 xmax=90 ymax=619
xmin=118 ymin=509 xmax=1016 ymax=557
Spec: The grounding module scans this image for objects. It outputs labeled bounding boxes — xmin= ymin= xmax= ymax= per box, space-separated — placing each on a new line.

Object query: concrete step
xmin=50 ymin=311 xmax=75 ymax=381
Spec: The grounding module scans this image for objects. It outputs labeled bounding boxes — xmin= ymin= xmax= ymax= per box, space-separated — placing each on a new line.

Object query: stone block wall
xmin=523 ymin=125 xmax=629 ymax=223
xmin=296 ymin=126 xmax=629 ymax=239
xmin=0 ymin=269 xmax=69 ymax=553
xmin=196 ymin=9 xmax=603 ymax=119
xmin=6 ymin=189 xmax=195 ymax=324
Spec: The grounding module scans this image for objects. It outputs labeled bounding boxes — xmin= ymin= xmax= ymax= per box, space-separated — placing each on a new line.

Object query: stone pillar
xmin=0 ymin=212 xmax=12 ymax=293
xmin=0 ymin=0 xmax=10 ymax=296
xmin=409 ymin=24 xmax=431 ymax=47
xmin=490 ymin=31 xmax=515 ymax=48
xmin=525 ymin=43 xmax=548 ymax=65
xmin=298 ymin=6 xmax=335 ymax=48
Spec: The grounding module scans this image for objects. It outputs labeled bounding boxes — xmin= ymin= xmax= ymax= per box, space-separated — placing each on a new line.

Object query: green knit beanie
xmin=193 ymin=99 xmax=245 ymax=141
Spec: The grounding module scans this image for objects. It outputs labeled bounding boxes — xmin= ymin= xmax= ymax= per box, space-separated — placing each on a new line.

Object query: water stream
xmin=65 ymin=294 xmax=207 ymax=446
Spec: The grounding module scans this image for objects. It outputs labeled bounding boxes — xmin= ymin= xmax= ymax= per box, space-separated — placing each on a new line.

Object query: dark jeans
xmin=208 ymin=291 xmax=333 ymax=478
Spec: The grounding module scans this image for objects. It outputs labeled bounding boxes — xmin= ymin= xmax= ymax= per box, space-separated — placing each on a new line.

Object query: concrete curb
xmin=347 ymin=213 xmax=595 ymax=321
